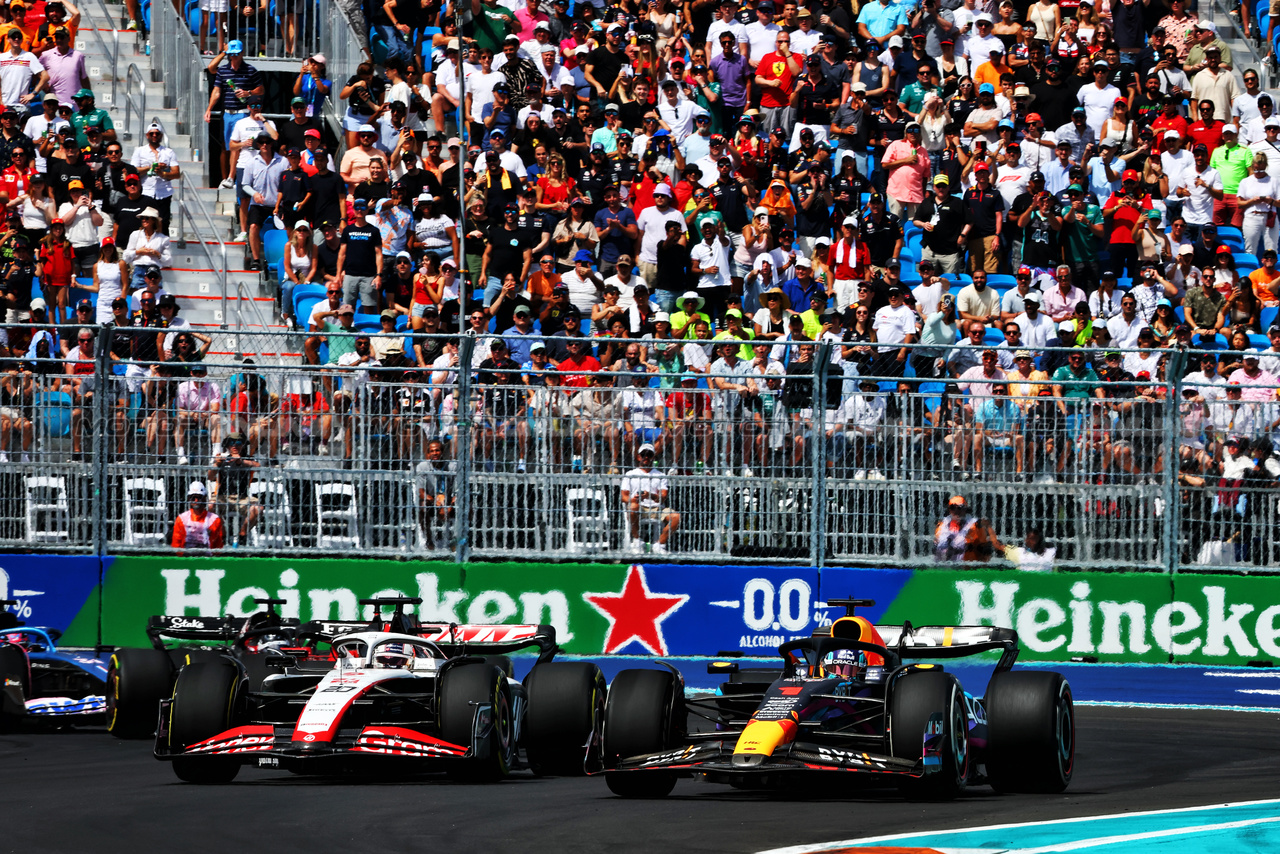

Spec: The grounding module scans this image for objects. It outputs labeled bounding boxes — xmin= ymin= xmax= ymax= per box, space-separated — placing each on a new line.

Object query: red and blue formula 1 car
xmin=600 ymin=598 xmax=1075 ymax=799
xmin=1 ymin=600 xmax=107 ymax=727
xmin=154 ymin=598 xmax=605 ymax=784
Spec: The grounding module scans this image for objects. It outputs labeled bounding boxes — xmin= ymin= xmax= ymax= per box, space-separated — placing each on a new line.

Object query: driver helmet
xmin=374 ymin=642 xmax=414 ymax=670
xmin=825 ymin=648 xmax=867 ymax=679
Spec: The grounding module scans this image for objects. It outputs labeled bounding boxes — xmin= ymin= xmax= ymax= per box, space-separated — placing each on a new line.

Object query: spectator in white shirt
xmin=1106 ymin=292 xmax=1149 ymax=349
xmin=1012 ymin=291 xmax=1057 ymax=348
xmin=0 ymin=30 xmax=45 ymax=109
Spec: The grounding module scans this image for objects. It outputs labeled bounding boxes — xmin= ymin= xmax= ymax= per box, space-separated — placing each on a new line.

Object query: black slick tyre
xmin=890 ymin=669 xmax=969 ymax=801
xmin=523 ymin=661 xmax=606 ymax=776
xmin=603 ymin=669 xmax=682 ymax=798
xmin=0 ymin=644 xmax=29 ymax=726
xmin=439 ymin=663 xmax=513 ymax=783
xmin=168 ymin=661 xmax=244 ymax=784
xmin=985 ymin=670 xmax=1074 ymax=793
xmin=106 ymin=648 xmax=174 ymax=739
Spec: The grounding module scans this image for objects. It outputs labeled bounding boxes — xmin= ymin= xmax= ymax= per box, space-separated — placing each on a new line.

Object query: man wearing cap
xmin=1078 ymin=60 xmax=1122 ymax=139
xmin=620 ymin=443 xmax=679 ymax=553
xmin=203 ymin=41 xmax=262 ymax=187
xmin=909 ymin=174 xmax=964 ymax=275
xmin=963 ymin=81 xmax=1003 ymax=147
xmin=1209 ymin=122 xmax=1251 ymax=228
xmin=882 ymin=121 xmax=928 ymax=221
xmin=171 ymin=482 xmax=225 ymax=552
xmin=1184 ymin=21 xmax=1233 ymax=76
xmin=70 ymin=87 xmax=111 ymax=147
xmin=960 ymin=163 xmax=1003 ymax=273
xmin=583 ymin=23 xmax=626 ymax=101
xmin=235 ymin=132 xmax=285 ymax=271
xmin=338 ymin=122 xmax=390 ymax=193
xmin=1226 ymin=349 xmax=1279 ymax=402
xmin=1052 ymin=106 xmax=1097 ymax=167
xmin=0 ymin=27 xmax=44 ymax=111
xmin=1170 ymin=142 xmax=1222 ymax=242
xmin=130 ymin=120 xmax=178 ymax=233
xmin=635 ymin=182 xmax=686 ymax=290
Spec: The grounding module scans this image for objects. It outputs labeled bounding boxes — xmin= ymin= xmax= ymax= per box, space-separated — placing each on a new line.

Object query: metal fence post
xmin=454 ymin=335 xmax=475 ymax=563
xmin=1164 ymin=349 xmax=1188 ymax=575
xmin=92 ymin=327 xmax=112 ymax=559
xmin=811 ymin=343 xmax=830 ymax=569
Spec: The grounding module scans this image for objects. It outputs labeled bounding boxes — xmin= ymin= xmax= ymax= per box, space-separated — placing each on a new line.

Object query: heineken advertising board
xmin=3 ymin=554 xmax=1276 ymax=667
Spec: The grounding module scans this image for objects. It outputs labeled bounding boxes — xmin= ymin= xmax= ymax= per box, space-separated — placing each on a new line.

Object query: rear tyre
xmin=889 ymin=670 xmax=969 ymax=801
xmin=106 ymin=648 xmax=174 ymax=739
xmin=603 ymin=669 xmax=683 ymax=798
xmin=168 ymin=661 xmax=245 ymax=784
xmin=479 ymin=655 xmax=514 ymax=678
xmin=523 ymin=662 xmax=606 ymax=776
xmin=439 ymin=663 xmax=513 ymax=783
xmin=985 ymin=670 xmax=1074 ymax=793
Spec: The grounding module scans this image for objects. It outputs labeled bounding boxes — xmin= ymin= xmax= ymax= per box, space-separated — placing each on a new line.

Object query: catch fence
xmin=2 ymin=329 xmax=1277 ymax=574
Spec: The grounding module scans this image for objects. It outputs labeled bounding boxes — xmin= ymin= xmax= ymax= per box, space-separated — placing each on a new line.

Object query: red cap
xmin=1026 ymin=112 xmax=1042 ymax=123
xmin=1017 ymin=265 xmax=1032 ymax=275
xmin=974 ymin=161 xmax=990 ymax=171
xmin=1122 ymin=169 xmax=1139 ymax=182
xmin=51 ymin=217 xmax=63 ymax=224
xmin=1216 ymin=244 xmax=1232 ymax=254
xmin=100 ymin=237 xmax=114 ymax=246
xmin=304 ymin=129 xmax=321 ymax=138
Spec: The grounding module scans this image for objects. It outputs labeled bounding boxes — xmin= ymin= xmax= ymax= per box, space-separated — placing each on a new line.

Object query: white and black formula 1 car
xmin=154 ymin=598 xmax=605 ymax=784
xmin=106 ymin=597 xmax=314 ymax=739
xmin=599 ymin=598 xmax=1075 ymax=799
xmin=1 ymin=601 xmax=107 ymax=728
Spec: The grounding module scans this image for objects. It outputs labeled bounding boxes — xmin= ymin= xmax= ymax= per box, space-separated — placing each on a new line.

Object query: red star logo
xmin=583 ymin=565 xmax=689 ymax=656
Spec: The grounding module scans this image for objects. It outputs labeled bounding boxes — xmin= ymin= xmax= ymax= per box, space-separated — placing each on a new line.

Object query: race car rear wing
xmin=145 ymin=599 xmax=300 ymax=648
xmin=875 ymin=623 xmax=1020 ymax=671
xmin=300 ymin=617 xmax=560 ymax=663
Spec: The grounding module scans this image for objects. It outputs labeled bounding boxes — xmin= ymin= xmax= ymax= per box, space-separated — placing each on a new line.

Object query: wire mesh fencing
xmin=1 ymin=326 xmax=1279 ymax=572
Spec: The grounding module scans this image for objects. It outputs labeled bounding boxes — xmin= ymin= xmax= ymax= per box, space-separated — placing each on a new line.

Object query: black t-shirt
xmin=947 ymin=97 xmax=976 ymax=128
xmin=1022 ymin=210 xmax=1061 ymax=269
xmin=315 ymin=240 xmax=341 ymax=278
xmin=308 ymin=170 xmax=344 ymax=227
xmin=915 ymin=194 xmax=966 ymax=254
xmin=277 ymin=116 xmax=324 ymax=152
xmin=352 ymin=179 xmax=389 ymax=208
xmin=48 ymin=157 xmax=94 ymax=207
xmin=339 ymin=223 xmax=382 ymax=277
xmin=711 ymin=177 xmax=749 ymax=231
xmin=794 ymin=79 xmax=838 ymax=125
xmin=832 ymin=171 xmax=870 ymax=225
xmin=576 ymin=166 xmax=609 ymax=217
xmin=1007 ymin=191 xmax=1034 ymax=245
xmin=2 ymin=259 xmax=34 ymax=306
xmin=963 ymin=187 xmax=1004 ymax=237
xmin=619 ymin=100 xmax=651 ymax=133
xmin=511 ymin=125 xmax=561 ymax=166
xmin=586 ymin=45 xmax=625 ymax=94
xmin=277 ymin=167 xmax=311 ymax=212
xmin=113 ymin=194 xmax=159 ymax=247
xmin=794 ymin=179 xmax=831 ymax=238
xmin=486 ymin=223 xmax=527 ymax=279
xmin=477 ymin=355 xmax=524 ymax=416
xmin=656 ymin=237 xmax=690 ymax=291
xmin=859 ymin=211 xmax=902 ymax=266
xmin=1029 ymin=80 xmax=1072 ymax=132
xmin=869 ymin=108 xmax=907 ymax=153
xmin=344 ymin=74 xmax=385 ymax=118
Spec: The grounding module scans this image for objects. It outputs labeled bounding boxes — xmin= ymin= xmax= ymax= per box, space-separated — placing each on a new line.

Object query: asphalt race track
xmin=2 ymin=706 xmax=1278 ymax=854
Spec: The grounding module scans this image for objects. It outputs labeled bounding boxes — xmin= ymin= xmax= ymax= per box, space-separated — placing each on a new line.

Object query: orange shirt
xmin=1249 ymin=267 xmax=1280 ymax=306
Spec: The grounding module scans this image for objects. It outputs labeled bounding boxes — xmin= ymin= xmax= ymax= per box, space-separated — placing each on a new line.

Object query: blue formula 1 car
xmin=1 ymin=600 xmax=108 ymax=727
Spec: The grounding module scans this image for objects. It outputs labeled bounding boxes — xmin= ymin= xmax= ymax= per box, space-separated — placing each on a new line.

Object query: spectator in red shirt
xmin=754 ymin=31 xmax=801 ymax=135
xmin=557 ymin=335 xmax=601 ymax=387
xmin=36 ymin=218 xmax=75 ymax=323
xmin=171 ymin=481 xmax=226 ymax=552
xmin=1150 ymin=97 xmax=1190 ymax=147
xmin=1101 ymin=170 xmax=1153 ymax=280
xmin=1187 ymin=99 xmax=1225 ymax=154
xmin=0 ymin=145 xmax=33 ymax=203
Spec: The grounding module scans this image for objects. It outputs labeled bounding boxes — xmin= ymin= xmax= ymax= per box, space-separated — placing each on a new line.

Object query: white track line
xmin=755 ymin=798 xmax=1280 ymax=854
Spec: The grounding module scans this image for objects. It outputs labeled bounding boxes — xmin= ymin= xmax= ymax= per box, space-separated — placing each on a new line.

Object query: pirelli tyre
xmin=439 ymin=663 xmax=514 ymax=783
xmin=985 ymin=670 xmax=1075 ymax=793
xmin=168 ymin=661 xmax=246 ymax=784
xmin=889 ymin=669 xmax=969 ymax=801
xmin=0 ymin=644 xmax=30 ymax=725
xmin=106 ymin=647 xmax=174 ymax=739
xmin=523 ymin=661 xmax=606 ymax=776
xmin=603 ymin=669 xmax=683 ymax=798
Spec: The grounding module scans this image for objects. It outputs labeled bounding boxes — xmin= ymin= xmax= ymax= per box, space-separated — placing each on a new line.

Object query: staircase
xmin=83 ymin=0 xmax=287 ymax=359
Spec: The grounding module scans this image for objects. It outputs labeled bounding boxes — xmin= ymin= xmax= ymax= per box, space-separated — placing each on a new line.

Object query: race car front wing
xmin=607 ymin=738 xmax=926 ymax=778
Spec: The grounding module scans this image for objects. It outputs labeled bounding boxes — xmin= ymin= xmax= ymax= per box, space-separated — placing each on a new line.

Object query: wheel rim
xmin=1056 ymin=685 xmax=1075 ymax=780
xmin=951 ymin=687 xmax=969 ymax=783
xmin=494 ymin=684 xmax=513 ymax=766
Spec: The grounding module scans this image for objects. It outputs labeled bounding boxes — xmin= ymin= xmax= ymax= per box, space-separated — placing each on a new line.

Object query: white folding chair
xmin=314 ymin=482 xmax=359 ymax=548
xmin=24 ymin=476 xmax=69 ymax=543
xmin=565 ymin=487 xmax=609 ymax=554
xmin=122 ymin=477 xmax=167 ymax=546
xmin=249 ymin=478 xmax=293 ymax=548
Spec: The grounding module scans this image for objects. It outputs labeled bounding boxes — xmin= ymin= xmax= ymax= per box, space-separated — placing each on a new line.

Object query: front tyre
xmin=439 ymin=663 xmax=513 ymax=783
xmin=107 ymin=648 xmax=174 ymax=739
xmin=890 ymin=670 xmax=969 ymax=801
xmin=603 ymin=669 xmax=683 ymax=798
xmin=168 ymin=661 xmax=245 ymax=784
xmin=985 ymin=670 xmax=1074 ymax=793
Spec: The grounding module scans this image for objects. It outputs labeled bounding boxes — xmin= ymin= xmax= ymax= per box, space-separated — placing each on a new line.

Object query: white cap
xmin=1197 ymin=20 xmax=1216 ymax=32
xmin=417 ymin=193 xmax=434 ymax=203
xmin=975 ymin=12 xmax=993 ymax=22
xmin=888 ymin=35 xmax=904 ymax=48
xmin=1178 ymin=243 xmax=1194 ymax=255
xmin=654 ymin=311 xmax=670 ymax=323
xmin=795 ymin=257 xmax=812 ymax=268
xmin=440 ymin=256 xmax=458 ymax=268
xmin=1164 ymin=129 xmax=1181 ymax=139
xmin=30 ymin=297 xmax=47 ymax=311
xmin=534 ymin=20 xmax=550 ymax=30
xmin=541 ymin=44 xmax=557 ymax=53
xmin=637 ymin=442 xmax=656 ymax=455
xmin=1266 ymin=117 xmax=1280 ymax=129
xmin=1058 ymin=321 xmax=1075 ymax=332
xmin=842 ymin=215 xmax=857 ymax=225
xmin=1023 ymin=290 xmax=1041 ymax=304
xmin=1244 ymin=348 xmax=1261 ymax=359
xmin=607 ymin=23 xmax=624 ymax=32
xmin=754 ymin=206 xmax=770 ymax=218
xmin=357 ymin=123 xmax=377 ymax=134
xmin=293 ymin=219 xmax=311 ymax=231
xmin=654 ymin=183 xmax=673 ymax=197
xmin=187 ymin=480 xmax=208 ymax=497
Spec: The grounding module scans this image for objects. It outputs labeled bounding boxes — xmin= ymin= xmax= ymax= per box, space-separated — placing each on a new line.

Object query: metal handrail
xmin=121 ymin=63 xmax=146 ymax=142
xmin=83 ymin=0 xmax=121 ymax=111
xmin=230 ymin=278 xmax=283 ymax=364
xmin=172 ymin=175 xmax=228 ymax=331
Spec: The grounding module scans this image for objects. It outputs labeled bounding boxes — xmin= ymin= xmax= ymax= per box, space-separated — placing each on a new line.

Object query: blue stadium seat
xmin=263 ymin=229 xmax=288 ymax=283
xmin=1248 ymin=333 xmax=1270 ymax=350
xmin=296 ymin=297 xmax=322 ymax=328
xmin=986 ymin=274 xmax=1017 ymax=290
xmin=1262 ymin=306 xmax=1278 ymax=330
xmin=354 ymin=315 xmax=381 ymax=334
xmin=292 ymin=283 xmax=325 ymax=321
xmin=1175 ymin=306 xmax=1185 ymax=323
xmin=1233 ymin=253 xmax=1259 ymax=270
xmin=37 ymin=392 xmax=73 ymax=438
xmin=982 ymin=327 xmax=1005 ymax=346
